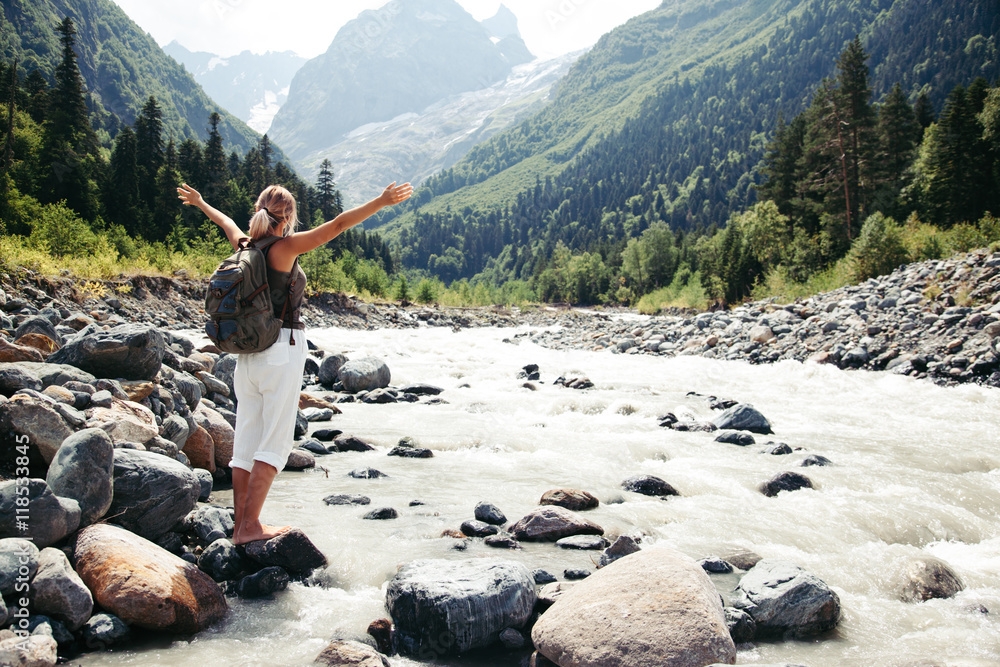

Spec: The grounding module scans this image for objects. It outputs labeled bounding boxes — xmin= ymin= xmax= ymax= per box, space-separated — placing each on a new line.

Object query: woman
xmin=177 ymin=180 xmax=413 ymax=544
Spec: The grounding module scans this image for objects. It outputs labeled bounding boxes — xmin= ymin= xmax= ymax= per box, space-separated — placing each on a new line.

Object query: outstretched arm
xmin=280 ymin=182 xmax=413 ymax=256
xmin=177 ymin=183 xmax=247 ymax=250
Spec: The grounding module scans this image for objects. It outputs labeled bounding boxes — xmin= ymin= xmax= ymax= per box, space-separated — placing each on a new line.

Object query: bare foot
xmin=234 ymin=521 xmax=292 ymax=545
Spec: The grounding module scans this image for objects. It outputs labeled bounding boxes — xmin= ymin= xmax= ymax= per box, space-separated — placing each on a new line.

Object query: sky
xmin=109 ymin=0 xmax=662 ymax=61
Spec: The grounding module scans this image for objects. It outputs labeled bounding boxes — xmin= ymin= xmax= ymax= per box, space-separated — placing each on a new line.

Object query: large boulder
xmin=45 ymin=427 xmax=114 ymax=526
xmin=74 ymin=523 xmax=228 ymax=634
xmin=87 ymin=398 xmax=159 ymax=445
xmin=387 ymin=558 xmax=536 ymax=657
xmin=0 ymin=479 xmax=80 ymax=548
xmin=539 ymin=489 xmax=599 ymax=511
xmin=107 ymin=450 xmax=200 ymax=540
xmin=509 ymin=506 xmax=604 ymax=542
xmin=532 ymin=546 xmax=736 ymax=667
xmin=48 ymin=323 xmax=165 ymax=381
xmin=0 ymin=538 xmax=40 ymax=596
xmin=30 ymin=547 xmax=93 ymax=631
xmin=192 ymin=404 xmax=235 ymax=469
xmin=898 ymin=556 xmax=965 ymax=602
xmin=0 ymin=337 xmax=44 ymax=363
xmin=0 ymin=363 xmax=43 ymax=395
xmin=14 ymin=315 xmax=62 ymax=346
xmin=0 ymin=635 xmax=58 ymax=667
xmin=338 ymin=357 xmax=390 ymax=393
xmin=0 ymin=394 xmax=74 ymax=464
xmin=242 ymin=528 xmax=328 ymax=576
xmin=731 ymin=560 xmax=841 ymax=638
xmin=318 ymin=353 xmax=347 ymax=386
xmin=0 ymin=361 xmax=96 ymax=390
xmin=711 ymin=404 xmax=773 ymax=435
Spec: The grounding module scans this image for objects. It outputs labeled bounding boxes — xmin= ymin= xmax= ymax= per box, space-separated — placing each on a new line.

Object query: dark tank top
xmin=261 ymin=237 xmax=306 ymax=329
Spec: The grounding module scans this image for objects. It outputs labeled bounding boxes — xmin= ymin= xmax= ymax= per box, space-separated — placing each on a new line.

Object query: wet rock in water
xmin=349 ymin=467 xmax=387 ymax=479
xmin=198 ymin=539 xmax=253 ymax=582
xmin=386 ymin=558 xmax=536 ymax=657
xmin=294 ymin=410 xmax=308 ymax=439
xmin=484 ymin=534 xmax=521 ymax=549
xmin=182 ymin=506 xmax=234 ymax=545
xmin=556 ymin=535 xmax=608 ymax=550
xmin=74 ymin=523 xmax=227 ymax=634
xmin=722 ymin=549 xmax=763 ymax=571
xmin=312 ymin=428 xmax=342 ymax=442
xmin=533 ymin=569 xmax=558 ymax=585
xmin=48 ymin=323 xmax=165 ymax=381
xmin=0 ymin=635 xmax=57 ymax=667
xmin=762 ymin=442 xmax=793 ymax=456
xmin=700 ymin=557 xmax=734 ymax=574
xmin=399 ymin=383 xmax=444 ymax=396
xmin=362 ymin=387 xmax=399 ymax=404
xmin=339 ymin=357 xmax=391 ymax=393
xmin=715 ymin=430 xmax=756 ymax=446
xmin=234 ymin=566 xmax=290 ymax=599
xmin=732 ymin=559 xmax=841 ymax=638
xmin=509 ymin=506 xmax=604 ymax=542
xmin=30 ymin=547 xmax=93 ymax=631
xmin=899 ymin=556 xmax=965 ymax=602
xmin=564 ymin=568 xmax=591 ymax=580
xmin=0 ymin=394 xmax=74 ymax=463
xmin=80 ymin=613 xmax=131 ymax=650
xmin=242 ymin=528 xmax=328 ymax=576
xmin=621 ymin=474 xmax=680 ymax=498
xmin=461 ymin=519 xmax=499 ymax=537
xmin=45 ymin=427 xmax=114 ymax=526
xmin=388 ymin=438 xmax=433 ymax=458
xmin=800 ymin=454 xmax=833 ymax=467
xmin=107 ymin=449 xmax=200 ymax=540
xmin=318 ymin=353 xmax=347 ymax=386
xmin=518 ymin=364 xmax=540 ymax=381
xmin=555 ymin=376 xmax=594 ymax=390
xmin=323 ymin=494 xmax=371 ymax=506
xmin=302 ymin=407 xmax=337 ymax=422
xmin=0 ymin=479 xmax=80 ymax=548
xmin=367 ymin=617 xmax=393 ymax=656
xmin=539 ymin=488 xmax=600 ymax=511
xmin=531 ymin=545 xmax=736 ymax=667
xmin=599 ymin=535 xmax=641 ymax=568
xmin=332 ymin=435 xmax=375 ymax=452
xmin=298 ymin=439 xmax=330 ymax=456
xmin=314 ymin=639 xmax=391 ymax=667
xmin=284 ymin=448 xmax=316 ymax=471
xmin=364 ymin=507 xmax=399 ymax=521
xmin=724 ymin=606 xmax=757 ymax=644
xmin=759 ymin=471 xmax=814 ymax=497
xmin=474 ymin=501 xmax=507 ymax=525
xmin=711 ymin=404 xmax=774 ymax=434
xmin=0 ymin=538 xmax=40 ymax=596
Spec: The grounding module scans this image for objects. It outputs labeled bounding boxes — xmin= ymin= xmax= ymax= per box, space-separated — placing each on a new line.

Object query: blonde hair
xmin=248 ymin=185 xmax=299 ymax=240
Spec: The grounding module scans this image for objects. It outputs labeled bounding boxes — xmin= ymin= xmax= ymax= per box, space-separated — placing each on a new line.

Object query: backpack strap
xmin=255 ymin=235 xmax=300 ymax=346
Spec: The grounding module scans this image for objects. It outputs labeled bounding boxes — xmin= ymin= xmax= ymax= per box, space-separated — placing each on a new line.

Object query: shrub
xmin=415 ymin=278 xmax=437 ymax=304
xmin=849 ymin=212 xmax=909 ymax=281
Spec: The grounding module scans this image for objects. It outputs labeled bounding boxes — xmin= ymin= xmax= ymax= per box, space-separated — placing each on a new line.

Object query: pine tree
xmin=203 ymin=112 xmax=227 ymax=200
xmin=105 ymin=126 xmax=140 ymax=234
xmin=316 ymin=159 xmax=342 ymax=220
xmin=874 ymin=83 xmax=919 ymax=213
xmin=135 ymin=96 xmax=164 ymax=211
xmin=834 ymin=37 xmax=877 ymax=236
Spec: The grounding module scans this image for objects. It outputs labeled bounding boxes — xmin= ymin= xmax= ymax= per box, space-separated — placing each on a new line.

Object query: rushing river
xmin=81 ymin=319 xmax=1000 ymax=666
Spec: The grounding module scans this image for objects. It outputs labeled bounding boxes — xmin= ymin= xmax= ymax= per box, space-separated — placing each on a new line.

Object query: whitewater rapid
xmin=81 ymin=321 xmax=1000 ymax=666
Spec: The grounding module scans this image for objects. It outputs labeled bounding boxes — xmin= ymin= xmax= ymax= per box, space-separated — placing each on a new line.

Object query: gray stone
xmin=0 ymin=480 xmax=80 ymax=548
xmin=234 ymin=566 xmax=290 ymax=599
xmin=196 ymin=371 xmax=229 ymax=397
xmin=474 ymin=501 xmax=507 ymax=525
xmin=460 ymin=519 xmax=498 ymax=537
xmin=107 ymin=449 xmax=200 ymax=540
xmin=14 ymin=316 xmax=62 ymax=346
xmin=80 ymin=613 xmax=131 ymax=650
xmin=0 ymin=395 xmax=74 ymax=464
xmin=161 ymin=414 xmax=191 ymax=448
xmin=284 ymin=448 xmax=316 ymax=470
xmin=171 ymin=371 xmax=203 ymax=410
xmin=0 ymin=364 xmax=42 ymax=396
xmin=538 ymin=489 xmax=599 ymax=511
xmin=314 ymin=639 xmax=391 ymax=667
xmin=29 ymin=548 xmax=93 ymax=631
xmin=182 ymin=505 xmax=234 ymax=545
xmin=332 ymin=435 xmax=375 ymax=452
xmin=724 ymin=607 xmax=757 ymax=643
xmin=0 ymin=361 xmax=96 ymax=389
xmin=0 ymin=634 xmax=57 ymax=667
xmin=318 ymin=353 xmax=348 ymax=386
xmin=899 ymin=556 xmax=965 ymax=602
xmin=0 ymin=538 xmax=40 ymax=596
xmin=363 ymin=507 xmax=399 ymax=520
xmin=349 ymin=467 xmax=387 ymax=479
xmin=532 ymin=545 xmax=735 ymax=667
xmin=302 ymin=406 xmax=335 ymax=422
xmin=700 ymin=557 xmax=734 ymax=573
xmin=556 ymin=535 xmax=608 ymax=550
xmin=48 ymin=323 xmax=165 ymax=381
xmin=712 ymin=403 xmax=774 ymax=434
xmin=622 ymin=474 xmax=679 ymax=497
xmin=399 ymin=383 xmax=444 ymax=396
xmin=198 ymin=539 xmax=253 ymax=582
xmin=323 ymin=494 xmax=371 ymax=506
xmin=212 ymin=354 xmax=237 ymax=397
xmin=45 ymin=427 xmax=114 ymax=526
xmin=732 ymin=559 xmax=841 ymax=637
xmin=387 ymin=558 xmax=536 ymax=657
xmin=509 ymin=506 xmax=604 ymax=542
xmin=759 ymin=471 xmax=814 ymax=497
xmin=339 ymin=357 xmax=391 ymax=393
xmin=599 ymin=535 xmax=641 ymax=568
xmin=194 ymin=469 xmax=213 ymax=501
xmin=242 ymin=528 xmax=328 ymax=576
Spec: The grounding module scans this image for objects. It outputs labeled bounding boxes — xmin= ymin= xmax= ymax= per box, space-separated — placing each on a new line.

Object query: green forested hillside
xmin=376 ymin=0 xmax=999 ymax=301
xmin=0 ymin=0 xmax=263 ymax=153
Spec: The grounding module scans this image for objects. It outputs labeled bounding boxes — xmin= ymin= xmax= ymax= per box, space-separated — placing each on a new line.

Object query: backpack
xmin=204 ymin=236 xmax=292 ymax=354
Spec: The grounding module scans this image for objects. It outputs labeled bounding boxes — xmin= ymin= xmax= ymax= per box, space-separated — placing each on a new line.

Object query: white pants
xmin=231 ymin=328 xmax=308 ymax=472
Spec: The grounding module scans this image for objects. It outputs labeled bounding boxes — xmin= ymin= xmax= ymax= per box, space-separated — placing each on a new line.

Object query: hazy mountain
xmin=0 ymin=0 xmax=266 ymax=154
xmin=269 ymin=0 xmax=533 ymax=161
xmin=163 ymin=41 xmax=305 ymax=134
xmin=298 ymin=52 xmax=577 ymax=205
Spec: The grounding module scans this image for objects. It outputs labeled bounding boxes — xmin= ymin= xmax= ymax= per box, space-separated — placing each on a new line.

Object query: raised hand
xmin=177 ymin=182 xmax=205 ymax=208
xmin=380 ymin=181 xmax=414 ymax=207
